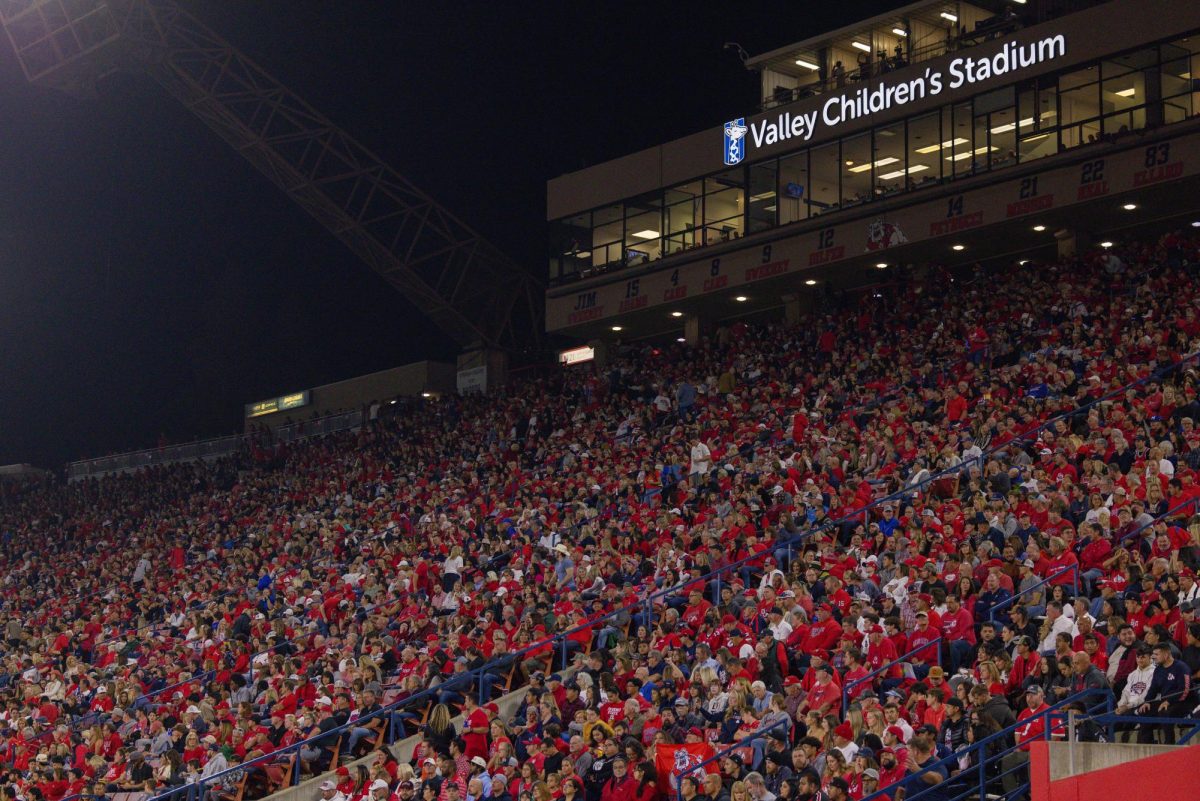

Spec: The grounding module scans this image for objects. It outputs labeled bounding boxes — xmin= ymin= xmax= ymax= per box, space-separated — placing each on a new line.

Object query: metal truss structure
xmin=0 ymin=0 xmax=544 ymax=351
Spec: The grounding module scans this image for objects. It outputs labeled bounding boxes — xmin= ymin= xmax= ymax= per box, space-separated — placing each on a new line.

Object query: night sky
xmin=0 ymin=0 xmax=909 ymax=468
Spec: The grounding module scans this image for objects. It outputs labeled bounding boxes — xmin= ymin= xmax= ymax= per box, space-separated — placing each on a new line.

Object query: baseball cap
xmin=863 ymin=769 xmax=880 ymax=780
xmin=371 ymin=780 xmax=390 ymax=792
xmin=471 ymin=756 xmax=487 ymax=768
xmin=320 ymin=781 xmax=337 ymax=791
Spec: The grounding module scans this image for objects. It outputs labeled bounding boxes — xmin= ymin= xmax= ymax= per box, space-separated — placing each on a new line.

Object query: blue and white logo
xmin=723 ymin=118 xmax=748 ymax=165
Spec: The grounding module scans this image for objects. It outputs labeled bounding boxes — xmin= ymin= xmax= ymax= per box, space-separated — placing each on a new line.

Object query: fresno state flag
xmin=654 ymin=742 xmax=718 ymax=796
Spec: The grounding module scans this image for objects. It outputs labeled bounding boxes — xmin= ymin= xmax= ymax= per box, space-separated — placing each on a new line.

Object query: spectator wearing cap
xmin=832 ymin=721 xmax=858 ymax=763
xmin=320 ymin=779 xmax=349 ymax=801
xmin=761 ymin=752 xmax=791 ymax=796
xmin=467 ymin=756 xmax=493 ymax=798
xmin=1002 ymin=686 xmax=1061 ymax=797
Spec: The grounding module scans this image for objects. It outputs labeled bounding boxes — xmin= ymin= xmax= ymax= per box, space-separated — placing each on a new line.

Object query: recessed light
xmin=1100 ymin=241 xmax=1113 ymax=248
xmin=804 ymin=279 xmax=817 ymax=286
xmin=892 ymin=27 xmax=908 ymax=37
xmin=794 ymin=58 xmax=819 ymax=71
xmin=631 ymin=229 xmax=660 ymax=239
xmin=734 ymin=295 xmax=748 ymax=302
xmin=670 ymin=311 xmax=683 ymax=318
xmin=1032 ymin=225 xmax=1046 ymax=232
xmin=875 ymin=263 xmax=887 ymax=269
xmin=611 ymin=325 xmax=623 ymax=331
xmin=1122 ymin=203 xmax=1137 ymax=210
xmin=952 ymin=244 xmax=965 ymax=251
xmin=851 ymin=42 xmax=872 ymax=52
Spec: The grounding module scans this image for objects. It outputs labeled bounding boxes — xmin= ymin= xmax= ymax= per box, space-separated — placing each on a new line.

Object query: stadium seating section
xmin=2 ymin=230 xmax=1200 ymax=801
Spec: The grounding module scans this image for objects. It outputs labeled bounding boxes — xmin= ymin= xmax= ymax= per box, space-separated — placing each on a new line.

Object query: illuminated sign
xmin=726 ymin=34 xmax=1067 ymax=159
xmin=245 ymin=389 xmax=311 ymax=418
xmin=559 ymin=345 xmax=596 ymax=366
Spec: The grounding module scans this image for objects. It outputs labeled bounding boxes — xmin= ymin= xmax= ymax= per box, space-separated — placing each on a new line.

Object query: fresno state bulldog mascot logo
xmin=655 ymin=743 xmax=716 ymax=793
xmin=670 ymin=747 xmax=704 ymax=791
xmin=866 ymin=218 xmax=908 ymax=251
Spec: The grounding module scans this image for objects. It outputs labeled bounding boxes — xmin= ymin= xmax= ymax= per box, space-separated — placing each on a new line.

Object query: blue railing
xmin=676 ymin=719 xmax=792 ymax=801
xmin=842 ymin=637 xmax=943 ymax=714
xmin=988 ymin=564 xmax=1080 ymax=623
xmin=863 ymin=688 xmax=1116 ymax=801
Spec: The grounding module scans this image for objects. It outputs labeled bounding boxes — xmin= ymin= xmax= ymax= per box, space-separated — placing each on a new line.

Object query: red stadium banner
xmin=654 ymin=742 xmax=718 ymax=796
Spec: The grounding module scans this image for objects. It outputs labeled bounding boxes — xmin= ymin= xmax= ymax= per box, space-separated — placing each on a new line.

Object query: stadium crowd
xmin=1 ymin=230 xmax=1200 ymax=801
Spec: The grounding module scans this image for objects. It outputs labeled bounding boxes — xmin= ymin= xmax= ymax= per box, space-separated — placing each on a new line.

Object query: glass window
xmin=809 ymin=142 xmax=839 ymax=214
xmin=841 ymin=133 xmax=872 ymax=207
xmin=907 ymin=112 xmax=942 ymax=188
xmin=1165 ymin=38 xmax=1200 ymax=124
xmin=550 ymin=212 xmax=592 ymax=281
xmin=1059 ymin=66 xmax=1100 ymax=149
xmin=623 ymin=194 xmax=662 ymax=265
xmin=703 ymin=169 xmax=744 ymax=244
xmin=777 ymin=150 xmax=809 ymax=225
xmin=1017 ymin=80 xmax=1057 ymax=163
xmin=1101 ymin=48 xmax=1157 ymax=81
xmin=591 ymin=204 xmax=623 ymax=271
xmin=748 ymin=161 xmax=778 ymax=233
xmin=948 ymin=102 xmax=976 ymax=178
xmin=987 ymin=107 xmax=1017 ymax=169
xmin=664 ymin=181 xmax=701 ymax=256
xmin=874 ymin=123 xmax=907 ymax=196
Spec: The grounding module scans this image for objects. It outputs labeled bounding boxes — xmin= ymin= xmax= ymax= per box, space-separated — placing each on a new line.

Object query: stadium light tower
xmin=0 ymin=0 xmax=544 ymax=355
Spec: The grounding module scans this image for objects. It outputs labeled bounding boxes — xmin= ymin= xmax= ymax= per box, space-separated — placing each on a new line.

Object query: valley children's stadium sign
xmin=723 ymin=34 xmax=1067 ymax=165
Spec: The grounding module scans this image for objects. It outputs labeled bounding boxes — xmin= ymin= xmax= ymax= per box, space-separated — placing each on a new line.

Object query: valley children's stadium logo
xmin=723 ymin=118 xmax=748 ymax=165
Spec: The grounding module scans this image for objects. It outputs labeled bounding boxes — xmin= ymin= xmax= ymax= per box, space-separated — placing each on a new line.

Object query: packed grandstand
xmin=2 ymin=231 xmax=1200 ymax=801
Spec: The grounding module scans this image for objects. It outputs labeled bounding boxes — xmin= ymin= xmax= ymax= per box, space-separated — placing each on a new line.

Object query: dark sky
xmin=0 ymin=0 xmax=910 ymax=468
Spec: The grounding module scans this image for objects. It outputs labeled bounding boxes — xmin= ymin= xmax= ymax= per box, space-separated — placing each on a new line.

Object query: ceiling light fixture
xmin=1122 ymin=203 xmax=1137 ymax=210
xmin=847 ymin=157 xmax=899 ymax=174
xmin=1032 ymin=225 xmax=1046 ymax=232
xmin=940 ymin=12 xmax=958 ymax=22
xmin=1100 ymin=241 xmax=1114 ymax=248
xmin=892 ymin=27 xmax=908 ymax=37
xmin=670 ymin=311 xmax=683 ymax=318
xmin=878 ymin=165 xmax=929 ymax=180
xmin=631 ymin=229 xmax=660 ymax=239
xmin=734 ymin=295 xmax=748 ymax=302
xmin=952 ymin=244 xmax=965 ymax=251
xmin=915 ymin=137 xmax=969 ymax=154
xmin=875 ymin=262 xmax=887 ymax=269
xmin=794 ymin=58 xmax=820 ymax=70
xmin=804 ymin=279 xmax=817 ymax=286
xmin=851 ymin=41 xmax=872 ymax=52
xmin=611 ymin=325 xmax=623 ymax=332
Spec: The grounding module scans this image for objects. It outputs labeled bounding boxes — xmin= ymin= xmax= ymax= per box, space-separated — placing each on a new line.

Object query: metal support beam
xmin=0 ymin=0 xmax=544 ymax=351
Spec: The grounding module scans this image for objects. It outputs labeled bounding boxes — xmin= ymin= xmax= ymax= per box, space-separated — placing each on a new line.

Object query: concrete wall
xmin=1030 ymin=740 xmax=1200 ymax=801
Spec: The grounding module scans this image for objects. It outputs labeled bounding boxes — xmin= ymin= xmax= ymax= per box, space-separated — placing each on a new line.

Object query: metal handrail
xmin=863 ymin=688 xmax=1115 ymax=801
xmin=842 ymin=636 xmax=944 ymax=714
xmin=988 ymin=565 xmax=1079 ymax=623
xmin=676 ymin=718 xmax=792 ymax=801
